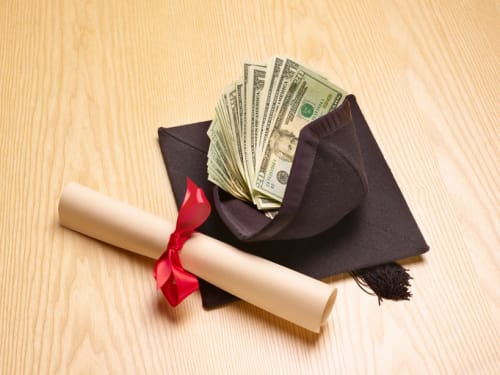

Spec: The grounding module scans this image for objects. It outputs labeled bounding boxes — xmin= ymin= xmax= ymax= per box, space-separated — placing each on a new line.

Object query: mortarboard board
xmin=158 ymin=95 xmax=429 ymax=308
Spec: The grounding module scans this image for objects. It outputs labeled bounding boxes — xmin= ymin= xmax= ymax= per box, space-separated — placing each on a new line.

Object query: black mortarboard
xmin=158 ymin=95 xmax=429 ymax=308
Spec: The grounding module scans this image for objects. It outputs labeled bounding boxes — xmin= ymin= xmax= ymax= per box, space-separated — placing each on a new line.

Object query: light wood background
xmin=1 ymin=1 xmax=498 ymax=374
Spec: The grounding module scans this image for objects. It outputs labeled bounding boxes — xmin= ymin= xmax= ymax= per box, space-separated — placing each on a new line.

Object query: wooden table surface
xmin=1 ymin=1 xmax=498 ymax=374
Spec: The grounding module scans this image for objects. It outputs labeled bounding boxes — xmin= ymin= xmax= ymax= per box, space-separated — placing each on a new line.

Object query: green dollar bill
xmin=244 ymin=63 xmax=266 ymax=184
xmin=208 ymin=57 xmax=348 ymax=210
xmin=253 ymin=68 xmax=347 ymax=202
xmin=258 ymin=57 xmax=301 ymax=157
xmin=257 ymin=56 xmax=285 ymax=154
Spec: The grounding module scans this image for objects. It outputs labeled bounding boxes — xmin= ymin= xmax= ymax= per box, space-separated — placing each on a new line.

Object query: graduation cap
xmin=158 ymin=95 xmax=429 ymax=308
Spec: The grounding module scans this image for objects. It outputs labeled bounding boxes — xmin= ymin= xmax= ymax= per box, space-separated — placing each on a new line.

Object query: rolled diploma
xmin=58 ymin=182 xmax=337 ymax=332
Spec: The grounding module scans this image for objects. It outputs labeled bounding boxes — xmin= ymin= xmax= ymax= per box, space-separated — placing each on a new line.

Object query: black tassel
xmin=350 ymin=262 xmax=413 ymax=304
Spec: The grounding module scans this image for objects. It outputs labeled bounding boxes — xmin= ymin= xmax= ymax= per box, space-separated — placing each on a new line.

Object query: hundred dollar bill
xmin=253 ymin=68 xmax=347 ymax=202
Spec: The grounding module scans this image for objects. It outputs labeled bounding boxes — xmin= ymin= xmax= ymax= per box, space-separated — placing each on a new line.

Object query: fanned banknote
xmin=207 ymin=57 xmax=347 ymax=211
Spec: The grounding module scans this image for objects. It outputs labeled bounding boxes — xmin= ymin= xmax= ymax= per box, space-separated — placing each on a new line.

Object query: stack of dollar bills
xmin=207 ymin=56 xmax=347 ymax=212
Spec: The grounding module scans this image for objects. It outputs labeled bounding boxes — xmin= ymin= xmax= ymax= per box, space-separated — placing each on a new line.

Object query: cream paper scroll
xmin=58 ymin=183 xmax=337 ymax=332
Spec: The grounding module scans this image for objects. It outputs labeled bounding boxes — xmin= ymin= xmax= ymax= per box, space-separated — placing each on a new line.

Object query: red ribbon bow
xmin=153 ymin=178 xmax=211 ymax=306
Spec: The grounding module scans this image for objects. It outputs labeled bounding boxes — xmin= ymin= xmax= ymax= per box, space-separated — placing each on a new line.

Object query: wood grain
xmin=1 ymin=0 xmax=498 ymax=374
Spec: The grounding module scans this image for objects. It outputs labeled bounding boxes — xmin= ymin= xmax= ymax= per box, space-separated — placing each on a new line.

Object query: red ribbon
xmin=153 ymin=178 xmax=211 ymax=306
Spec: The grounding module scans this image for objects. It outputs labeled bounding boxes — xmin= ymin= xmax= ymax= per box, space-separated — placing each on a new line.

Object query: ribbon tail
xmin=176 ymin=177 xmax=211 ymax=233
xmin=158 ymin=246 xmax=199 ymax=306
xmin=153 ymin=255 xmax=172 ymax=289
xmin=160 ymin=271 xmax=199 ymax=307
